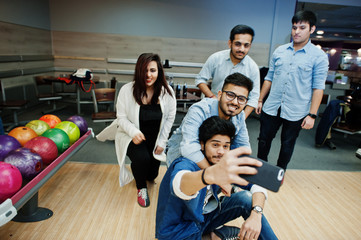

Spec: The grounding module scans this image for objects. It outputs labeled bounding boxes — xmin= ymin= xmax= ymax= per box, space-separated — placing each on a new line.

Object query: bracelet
xmin=208 ymin=95 xmax=215 ymax=98
xmin=201 ymin=168 xmax=209 ymax=185
xmin=258 ymin=100 xmax=263 ymax=102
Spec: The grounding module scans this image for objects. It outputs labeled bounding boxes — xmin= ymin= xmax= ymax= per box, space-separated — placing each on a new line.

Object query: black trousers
xmin=257 ymin=110 xmax=303 ymax=170
xmin=127 ymin=141 xmax=161 ymax=189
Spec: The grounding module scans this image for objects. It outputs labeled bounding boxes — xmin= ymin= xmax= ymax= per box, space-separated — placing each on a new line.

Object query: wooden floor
xmin=1 ymin=163 xmax=361 ymax=240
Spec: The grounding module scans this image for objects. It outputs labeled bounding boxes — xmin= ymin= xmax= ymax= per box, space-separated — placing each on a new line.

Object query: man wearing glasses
xmin=166 ymin=73 xmax=270 ymax=237
xmin=167 ymin=73 xmax=252 ymax=170
xmin=195 ymin=25 xmax=260 ymax=119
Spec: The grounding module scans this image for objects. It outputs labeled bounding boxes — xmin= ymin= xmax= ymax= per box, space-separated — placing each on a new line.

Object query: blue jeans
xmin=184 ymin=191 xmax=278 ymax=240
xmin=257 ymin=110 xmax=303 ymax=170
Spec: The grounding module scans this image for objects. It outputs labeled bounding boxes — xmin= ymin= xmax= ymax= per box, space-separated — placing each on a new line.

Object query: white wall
xmin=49 ymin=0 xmax=286 ymax=43
xmin=0 ymin=0 xmax=50 ymax=29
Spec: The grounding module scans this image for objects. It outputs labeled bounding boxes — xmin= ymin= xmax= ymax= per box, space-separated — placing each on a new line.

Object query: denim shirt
xmin=156 ymin=158 xmax=218 ymax=240
xmin=263 ymin=41 xmax=329 ymax=121
xmin=156 ymin=157 xmax=253 ymax=240
xmin=195 ymin=49 xmax=260 ymax=109
xmin=166 ymin=98 xmax=250 ymax=166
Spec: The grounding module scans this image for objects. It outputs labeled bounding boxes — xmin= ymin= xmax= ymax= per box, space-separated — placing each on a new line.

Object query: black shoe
xmin=213 ymin=225 xmax=240 ymax=240
xmin=325 ymin=139 xmax=336 ymax=150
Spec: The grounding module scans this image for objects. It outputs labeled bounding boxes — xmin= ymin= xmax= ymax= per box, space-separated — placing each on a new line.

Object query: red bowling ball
xmin=39 ymin=114 xmax=61 ymax=128
xmin=24 ymin=136 xmax=58 ymax=165
xmin=0 ymin=162 xmax=23 ymax=203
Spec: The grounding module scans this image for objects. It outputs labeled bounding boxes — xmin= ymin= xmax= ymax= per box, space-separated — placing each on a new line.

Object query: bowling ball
xmin=0 ymin=135 xmax=21 ymax=161
xmin=4 ymin=148 xmax=42 ymax=180
xmin=55 ymin=121 xmax=80 ymax=145
xmin=67 ymin=115 xmax=88 ymax=136
xmin=42 ymin=128 xmax=70 ymax=153
xmin=8 ymin=126 xmax=38 ymax=147
xmin=24 ymin=136 xmax=58 ymax=165
xmin=0 ymin=162 xmax=23 ymax=203
xmin=25 ymin=120 xmax=50 ymax=136
xmin=39 ymin=114 xmax=61 ymax=128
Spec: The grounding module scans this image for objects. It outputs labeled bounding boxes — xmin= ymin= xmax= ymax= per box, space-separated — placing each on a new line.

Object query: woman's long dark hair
xmin=133 ymin=53 xmax=173 ymax=105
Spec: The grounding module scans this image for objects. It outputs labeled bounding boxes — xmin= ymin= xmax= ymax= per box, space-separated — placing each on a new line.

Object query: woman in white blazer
xmin=115 ymin=53 xmax=176 ymax=207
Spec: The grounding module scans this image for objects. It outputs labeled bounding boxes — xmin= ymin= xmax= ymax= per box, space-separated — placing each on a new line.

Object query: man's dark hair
xmin=199 ymin=116 xmax=236 ymax=145
xmin=230 ymin=24 xmax=255 ymax=42
xmin=292 ymin=10 xmax=317 ymax=27
xmin=221 ymin=72 xmax=253 ymax=93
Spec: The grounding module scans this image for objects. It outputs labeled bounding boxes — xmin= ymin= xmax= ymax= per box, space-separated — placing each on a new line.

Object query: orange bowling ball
xmin=8 ymin=126 xmax=38 ymax=147
xmin=39 ymin=114 xmax=61 ymax=128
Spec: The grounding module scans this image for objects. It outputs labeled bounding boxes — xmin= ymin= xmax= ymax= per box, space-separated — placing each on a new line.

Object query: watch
xmin=252 ymin=205 xmax=263 ymax=214
xmin=308 ymin=113 xmax=317 ymax=119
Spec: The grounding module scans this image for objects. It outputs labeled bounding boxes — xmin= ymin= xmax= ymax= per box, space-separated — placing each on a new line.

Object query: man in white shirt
xmin=195 ymin=24 xmax=260 ymax=118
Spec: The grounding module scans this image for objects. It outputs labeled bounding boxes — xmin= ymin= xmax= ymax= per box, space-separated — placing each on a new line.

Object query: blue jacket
xmin=156 ymin=157 xmax=252 ymax=240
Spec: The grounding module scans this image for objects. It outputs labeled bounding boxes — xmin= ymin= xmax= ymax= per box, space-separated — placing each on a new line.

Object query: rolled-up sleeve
xmin=195 ymin=55 xmax=214 ymax=87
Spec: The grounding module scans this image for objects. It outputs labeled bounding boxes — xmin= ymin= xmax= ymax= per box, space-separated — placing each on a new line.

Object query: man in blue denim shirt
xmin=195 ymin=25 xmax=260 ymax=119
xmin=156 ymin=116 xmax=278 ymax=240
xmin=167 ymin=73 xmax=252 ymax=170
xmin=256 ymin=10 xmax=329 ymax=170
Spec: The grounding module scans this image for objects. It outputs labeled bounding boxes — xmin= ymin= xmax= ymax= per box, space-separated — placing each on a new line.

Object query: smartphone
xmin=238 ymin=156 xmax=285 ymax=192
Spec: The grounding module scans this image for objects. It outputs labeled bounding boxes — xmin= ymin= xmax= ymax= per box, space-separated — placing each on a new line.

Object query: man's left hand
xmin=301 ymin=116 xmax=315 ymax=129
xmin=239 ymin=212 xmax=262 ymax=240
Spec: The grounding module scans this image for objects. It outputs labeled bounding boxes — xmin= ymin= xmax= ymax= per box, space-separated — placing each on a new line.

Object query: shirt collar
xmin=226 ymin=50 xmax=246 ymax=66
xmin=288 ymin=40 xmax=312 ymax=53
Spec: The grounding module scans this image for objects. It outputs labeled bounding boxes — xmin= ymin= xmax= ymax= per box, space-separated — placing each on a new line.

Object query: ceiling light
xmin=316 ymin=35 xmax=323 ymax=39
xmin=330 ymin=49 xmax=337 ymax=56
xmin=317 ymin=30 xmax=324 ymax=35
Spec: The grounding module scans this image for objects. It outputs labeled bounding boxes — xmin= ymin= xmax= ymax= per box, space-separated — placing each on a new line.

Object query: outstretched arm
xmin=180 ymin=147 xmax=261 ymax=196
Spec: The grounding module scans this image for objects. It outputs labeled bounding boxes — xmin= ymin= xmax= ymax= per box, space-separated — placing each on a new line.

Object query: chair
xmin=332 ymin=97 xmax=361 ymax=137
xmin=91 ymin=88 xmax=117 ymax=123
xmin=0 ymin=78 xmax=34 ymax=130
xmin=34 ymin=76 xmax=64 ymax=114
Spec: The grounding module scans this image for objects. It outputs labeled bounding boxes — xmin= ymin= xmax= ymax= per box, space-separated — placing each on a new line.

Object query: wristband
xmin=201 ymin=168 xmax=210 ymax=185
xmin=209 ymin=95 xmax=215 ymax=98
xmin=308 ymin=113 xmax=317 ymax=119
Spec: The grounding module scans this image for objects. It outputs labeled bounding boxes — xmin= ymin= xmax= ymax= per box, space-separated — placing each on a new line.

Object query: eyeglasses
xmin=223 ymin=91 xmax=248 ymax=105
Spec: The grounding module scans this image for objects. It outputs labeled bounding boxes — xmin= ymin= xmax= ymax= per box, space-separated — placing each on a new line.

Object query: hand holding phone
xmin=238 ymin=156 xmax=284 ymax=192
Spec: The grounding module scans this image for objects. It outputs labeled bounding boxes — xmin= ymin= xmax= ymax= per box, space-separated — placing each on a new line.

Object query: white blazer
xmin=96 ymin=82 xmax=176 ymax=187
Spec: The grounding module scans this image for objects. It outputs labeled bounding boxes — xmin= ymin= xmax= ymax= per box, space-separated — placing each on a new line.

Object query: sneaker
xmin=137 ymin=188 xmax=150 ymax=207
xmin=213 ymin=225 xmax=240 ymax=240
xmin=356 ymin=148 xmax=361 ymax=160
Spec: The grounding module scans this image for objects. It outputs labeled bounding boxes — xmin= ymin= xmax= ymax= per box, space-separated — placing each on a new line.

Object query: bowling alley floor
xmin=1 ymin=163 xmax=361 ymax=239
xmin=1 ymin=101 xmax=361 ymax=239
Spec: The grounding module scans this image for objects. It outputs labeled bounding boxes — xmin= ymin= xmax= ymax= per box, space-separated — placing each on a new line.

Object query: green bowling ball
xmin=55 ymin=121 xmax=80 ymax=145
xmin=26 ymin=120 xmax=50 ymax=136
xmin=42 ymin=128 xmax=70 ymax=154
